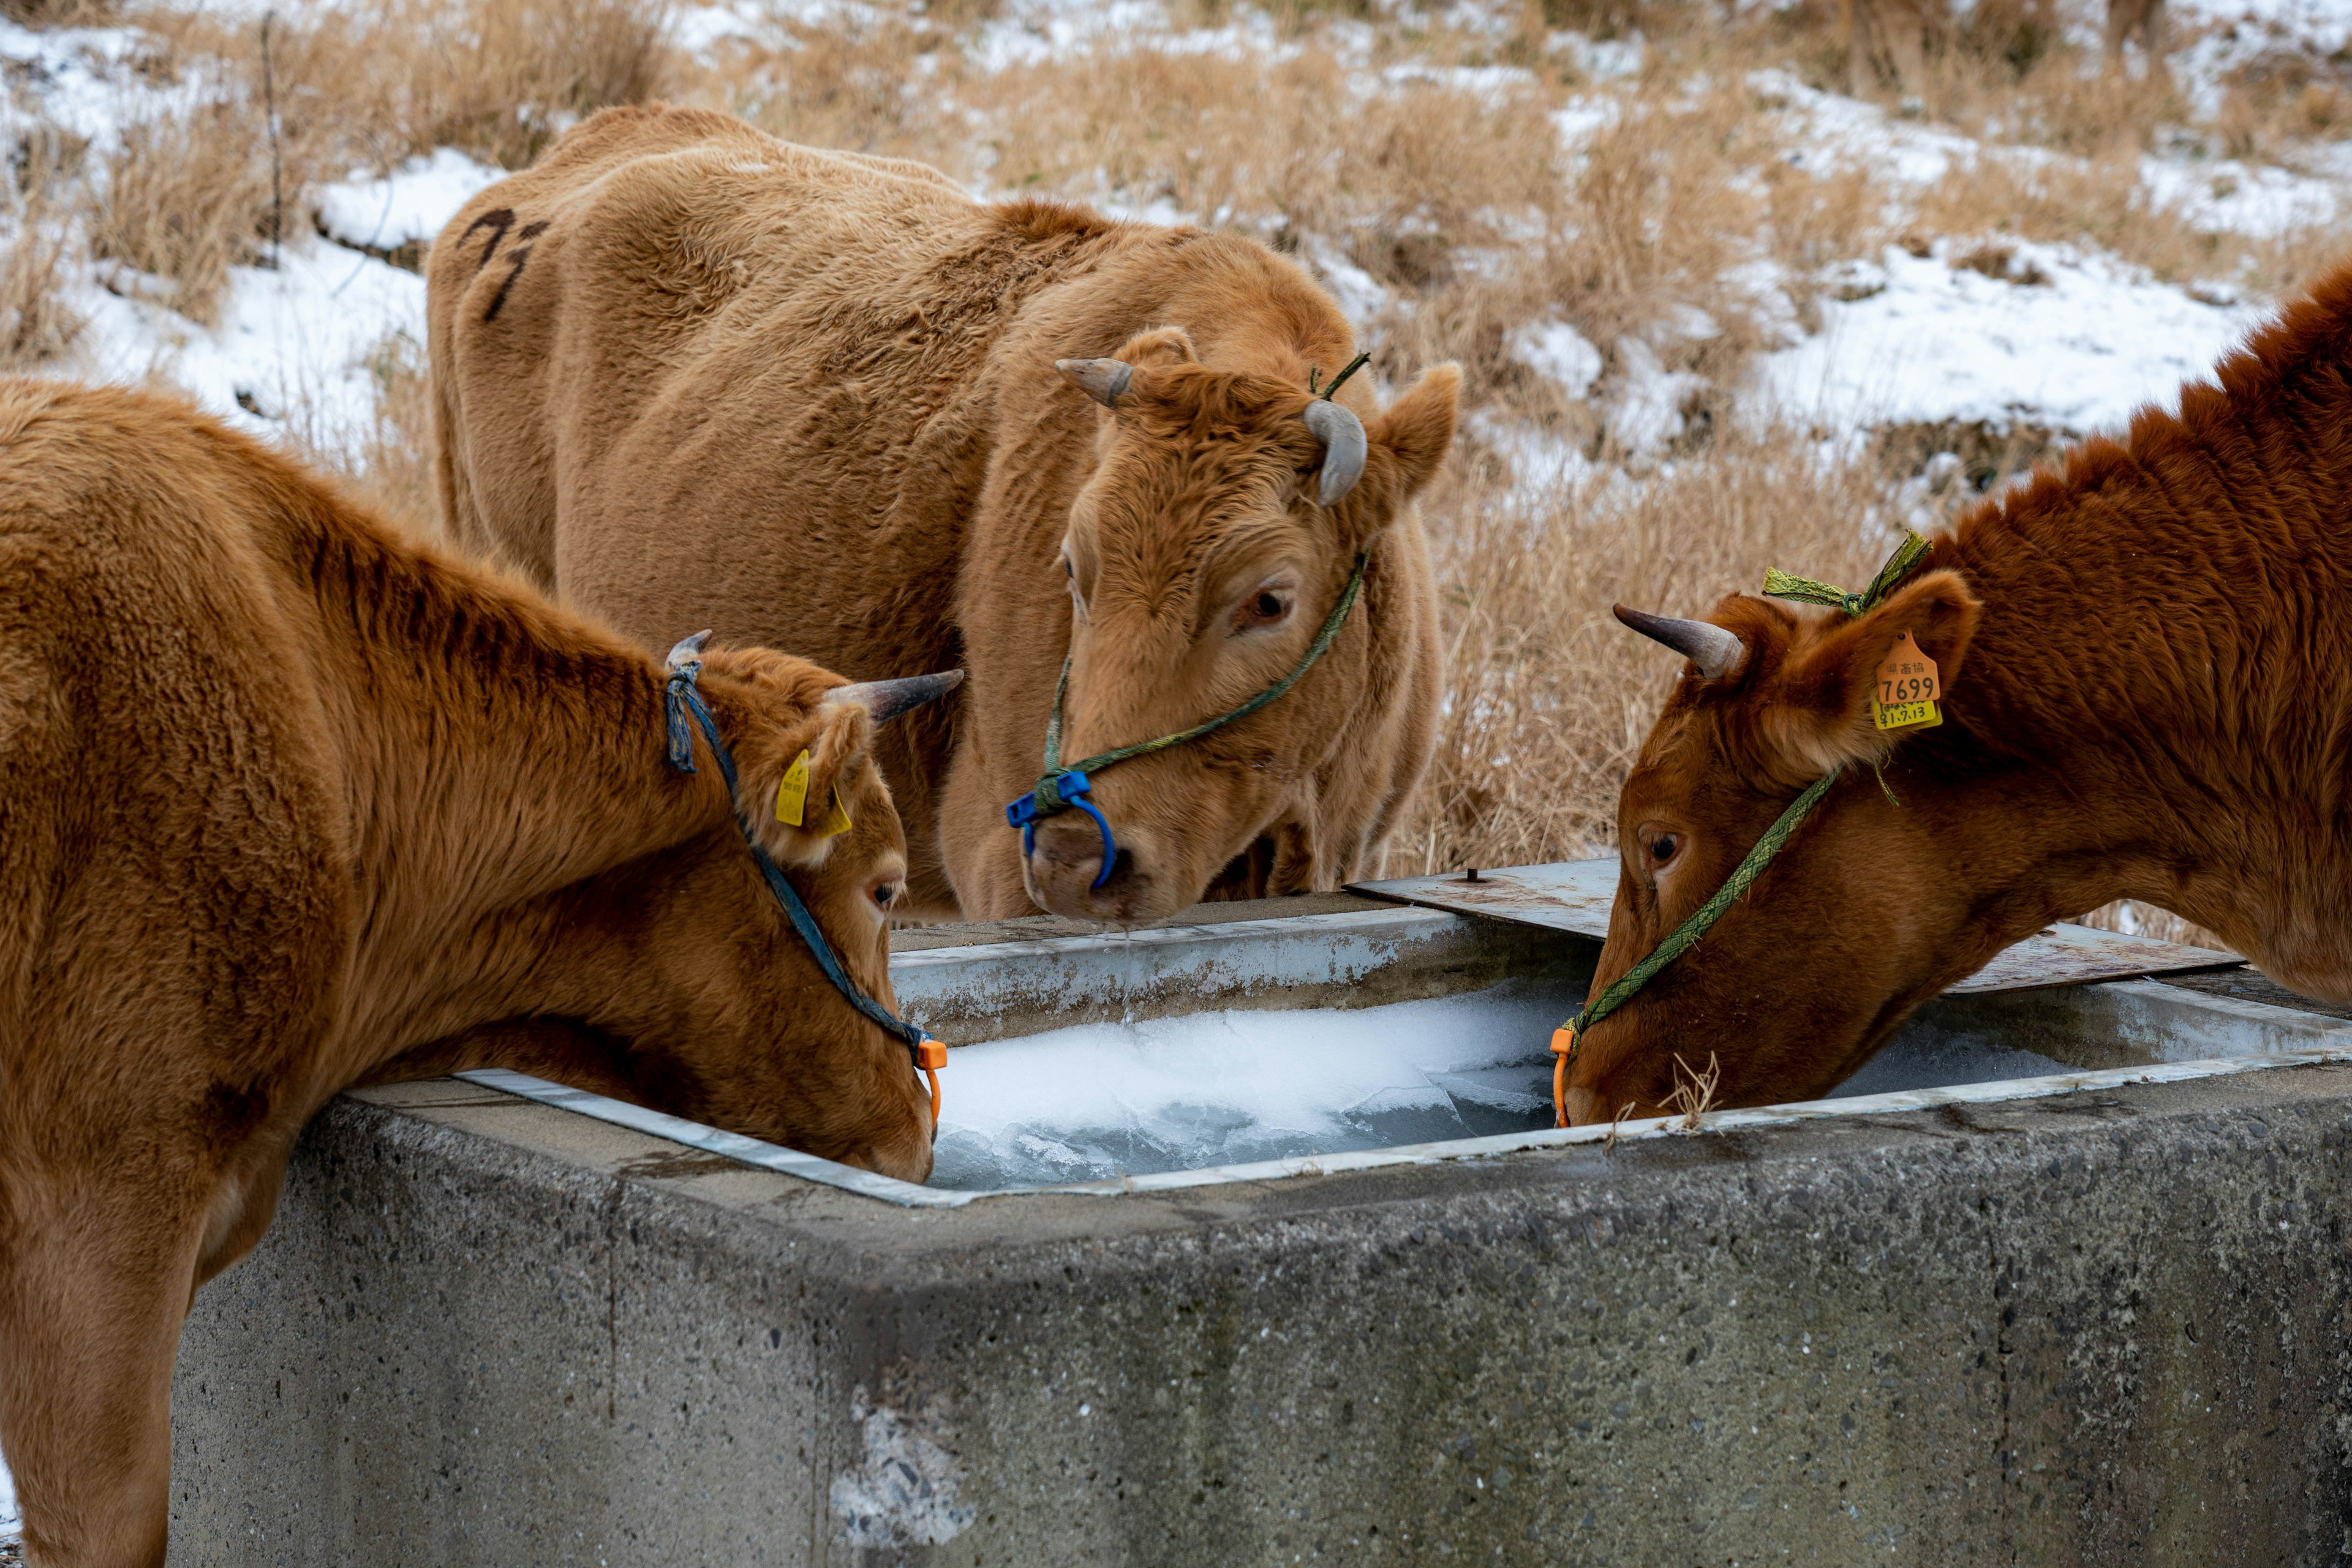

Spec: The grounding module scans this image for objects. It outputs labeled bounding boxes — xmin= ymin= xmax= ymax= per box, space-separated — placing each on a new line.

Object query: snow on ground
xmin=312 ymin=148 xmax=505 ymax=257
xmin=1758 ymin=238 xmax=2271 ymax=436
xmin=75 ymin=236 xmax=431 ymax=445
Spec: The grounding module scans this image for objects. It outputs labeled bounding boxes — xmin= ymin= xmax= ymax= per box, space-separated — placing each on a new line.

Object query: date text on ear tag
xmin=818 ymin=787 xmax=853 ymax=839
xmin=1872 ymin=631 xmax=1942 ymax=732
xmin=775 ymin=750 xmax=812 ymax=826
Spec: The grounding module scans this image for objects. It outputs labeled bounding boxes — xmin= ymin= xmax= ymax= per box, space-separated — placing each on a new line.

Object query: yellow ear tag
xmin=775 ymin=750 xmax=812 ymax=827
xmin=1871 ymin=631 xmax=1943 ymax=733
xmin=818 ymin=787 xmax=853 ymax=840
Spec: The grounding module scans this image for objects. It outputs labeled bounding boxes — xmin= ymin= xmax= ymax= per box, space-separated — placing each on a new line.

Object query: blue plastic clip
xmin=1003 ymin=768 xmax=1118 ymax=889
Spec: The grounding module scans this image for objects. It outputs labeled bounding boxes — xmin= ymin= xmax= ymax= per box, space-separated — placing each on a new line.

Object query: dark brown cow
xmin=1566 ymin=260 xmax=2352 ymax=1123
xmin=0 ymin=379 xmax=948 ymax=1565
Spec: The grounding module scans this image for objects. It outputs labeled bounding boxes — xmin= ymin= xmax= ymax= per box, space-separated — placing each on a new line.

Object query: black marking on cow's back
xmin=459 ymin=208 xmax=516 ymax=274
xmin=483 ymin=221 xmax=552 ymax=323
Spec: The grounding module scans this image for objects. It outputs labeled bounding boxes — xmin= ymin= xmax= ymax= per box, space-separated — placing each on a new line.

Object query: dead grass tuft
xmin=87 ymin=100 xmax=273 ymax=325
xmin=1665 ymin=1051 xmax=1721 ymax=1129
xmin=0 ymin=149 xmax=86 ymax=369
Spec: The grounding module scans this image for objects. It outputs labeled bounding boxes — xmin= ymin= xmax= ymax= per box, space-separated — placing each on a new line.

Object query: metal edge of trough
xmin=888 ymin=902 xmax=1588 ymax=1044
xmin=454 ymin=979 xmax=2352 ymax=1209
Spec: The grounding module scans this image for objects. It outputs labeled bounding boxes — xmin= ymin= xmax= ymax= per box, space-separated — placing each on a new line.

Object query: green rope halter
xmin=1005 ymin=551 xmax=1370 ymax=884
xmin=1550 ymin=530 xmax=1932 ymax=1122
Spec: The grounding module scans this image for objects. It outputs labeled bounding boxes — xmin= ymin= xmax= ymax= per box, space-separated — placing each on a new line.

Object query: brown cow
xmin=0 ymin=379 xmax=949 ymax=1566
xmin=428 ymin=105 xmax=1458 ymax=925
xmin=1566 ymin=259 xmax=2352 ymax=1125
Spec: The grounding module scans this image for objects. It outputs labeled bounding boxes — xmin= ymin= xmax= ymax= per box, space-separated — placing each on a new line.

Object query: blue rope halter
xmin=662 ymin=635 xmax=944 ymax=1117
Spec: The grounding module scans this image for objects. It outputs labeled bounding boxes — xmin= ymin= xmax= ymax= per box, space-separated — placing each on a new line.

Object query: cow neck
xmin=1918 ymin=455 xmax=2341 ymax=947
xmin=304 ymin=531 xmax=742 ymax=1067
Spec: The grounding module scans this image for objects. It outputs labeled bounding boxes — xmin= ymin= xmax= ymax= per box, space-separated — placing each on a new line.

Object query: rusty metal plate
xmin=1350 ymin=859 xmax=2242 ymax=995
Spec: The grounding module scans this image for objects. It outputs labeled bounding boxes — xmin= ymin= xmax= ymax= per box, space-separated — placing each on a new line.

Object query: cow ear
xmin=1115 ymin=325 xmax=1199 ymax=372
xmin=739 ymin=699 xmax=875 ymax=869
xmin=1753 ymin=570 xmax=1981 ymax=782
xmin=1371 ymin=364 xmax=1459 ymax=503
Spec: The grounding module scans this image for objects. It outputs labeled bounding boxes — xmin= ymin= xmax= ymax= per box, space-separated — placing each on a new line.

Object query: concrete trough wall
xmin=173 ymin=1045 xmax=2352 ymax=1563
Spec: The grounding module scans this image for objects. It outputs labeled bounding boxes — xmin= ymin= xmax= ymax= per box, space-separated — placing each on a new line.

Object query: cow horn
xmin=665 ymin=630 xmax=714 ymax=671
xmin=1302 ymin=398 xmax=1368 ymax=507
xmin=1612 ymin=605 xmax=1747 ymax=680
xmin=1057 ymin=358 xmax=1134 ymax=409
xmin=824 ymin=669 xmax=965 ymax=723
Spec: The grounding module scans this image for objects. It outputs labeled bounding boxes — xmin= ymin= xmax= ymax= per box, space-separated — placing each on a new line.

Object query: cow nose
xmin=1027 ymin=815 xmax=1159 ymax=922
xmin=1032 ymin=816 xmax=1104 ymax=880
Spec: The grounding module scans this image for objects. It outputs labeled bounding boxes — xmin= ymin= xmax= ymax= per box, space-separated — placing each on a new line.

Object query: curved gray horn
xmin=665 ymin=630 xmax=714 ymax=671
xmin=824 ymin=669 xmax=965 ymax=724
xmin=1057 ymin=358 xmax=1134 ymax=409
xmin=1302 ymin=398 xmax=1368 ymax=507
xmin=1612 ymin=605 xmax=1747 ymax=681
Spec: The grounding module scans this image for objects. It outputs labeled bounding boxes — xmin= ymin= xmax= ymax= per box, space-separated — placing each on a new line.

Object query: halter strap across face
xmin=663 ymin=636 xmax=947 ymax=1126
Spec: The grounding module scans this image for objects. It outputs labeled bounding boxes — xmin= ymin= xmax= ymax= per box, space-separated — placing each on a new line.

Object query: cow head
xmin=1027 ymin=326 xmax=1458 ymax=922
xmin=611 ymin=650 xmax=959 ymax=1180
xmin=1559 ymin=570 xmax=1982 ymax=1124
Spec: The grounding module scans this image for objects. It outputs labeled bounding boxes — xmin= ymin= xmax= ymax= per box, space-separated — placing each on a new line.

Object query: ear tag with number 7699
xmin=1872 ymin=631 xmax=1942 ymax=732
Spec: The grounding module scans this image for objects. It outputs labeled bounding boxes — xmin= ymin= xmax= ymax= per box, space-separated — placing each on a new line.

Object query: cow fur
xmin=428 ymin=105 xmax=1458 ymax=924
xmin=0 ymin=379 xmax=931 ymax=1566
xmin=1568 ymin=258 xmax=2352 ymax=1124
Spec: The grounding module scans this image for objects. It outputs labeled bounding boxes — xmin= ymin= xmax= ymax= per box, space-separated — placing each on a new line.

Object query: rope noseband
xmin=1550 ymin=532 xmax=1933 ymax=1126
xmin=664 ymin=641 xmax=948 ymax=1126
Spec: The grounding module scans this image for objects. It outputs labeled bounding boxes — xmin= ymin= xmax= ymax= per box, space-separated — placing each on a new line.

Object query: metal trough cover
xmin=1352 ymin=857 xmax=2241 ymax=994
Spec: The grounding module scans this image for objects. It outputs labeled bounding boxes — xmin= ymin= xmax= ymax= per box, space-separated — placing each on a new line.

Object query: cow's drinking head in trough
xmin=1558 ymin=568 xmax=1983 ymax=1124
xmin=1020 ymin=326 xmax=1457 ymax=922
xmin=613 ymin=647 xmax=959 ymax=1181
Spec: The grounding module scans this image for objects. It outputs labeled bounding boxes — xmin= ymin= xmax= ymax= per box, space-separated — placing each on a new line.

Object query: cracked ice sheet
xmin=1755 ymin=241 xmax=2267 ymax=437
xmin=925 ymin=980 xmax=1583 ymax=1189
xmin=71 ymin=232 xmax=427 ymax=450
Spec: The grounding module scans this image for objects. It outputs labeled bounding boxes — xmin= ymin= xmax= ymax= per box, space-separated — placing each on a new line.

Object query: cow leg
xmin=0 ymin=1180 xmax=204 ymax=1568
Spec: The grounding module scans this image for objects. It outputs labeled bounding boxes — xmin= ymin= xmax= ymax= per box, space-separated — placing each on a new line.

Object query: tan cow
xmin=428 ymin=105 xmax=1458 ymax=925
xmin=1563 ymin=258 xmax=2352 ymax=1124
xmin=0 ymin=379 xmax=952 ymax=1566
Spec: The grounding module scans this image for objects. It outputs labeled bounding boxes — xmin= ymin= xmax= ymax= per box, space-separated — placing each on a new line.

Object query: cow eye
xmin=1649 ymin=834 xmax=1679 ymax=865
xmin=1232 ymin=586 xmax=1294 ymax=633
xmin=871 ymin=880 xmax=900 ymax=910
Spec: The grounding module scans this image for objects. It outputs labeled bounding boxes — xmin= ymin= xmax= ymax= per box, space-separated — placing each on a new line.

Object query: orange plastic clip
xmin=916 ymin=1036 xmax=948 ymax=1123
xmin=1549 ymin=1024 xmax=1577 ymax=1129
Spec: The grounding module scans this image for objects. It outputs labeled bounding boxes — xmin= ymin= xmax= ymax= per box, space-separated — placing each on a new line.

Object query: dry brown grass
xmin=282 ymin=330 xmax=441 ymax=540
xmin=144 ymin=0 xmax=677 ymax=173
xmin=1664 ymin=1050 xmax=1721 ymax=1128
xmin=1392 ymin=418 xmax=1898 ymax=873
xmin=86 ymin=99 xmax=274 ymax=324
xmin=0 ymin=148 xmax=86 ymax=371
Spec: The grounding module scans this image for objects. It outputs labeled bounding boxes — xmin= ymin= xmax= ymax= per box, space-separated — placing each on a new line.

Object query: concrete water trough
xmin=169 ymin=863 xmax=2352 ymax=1564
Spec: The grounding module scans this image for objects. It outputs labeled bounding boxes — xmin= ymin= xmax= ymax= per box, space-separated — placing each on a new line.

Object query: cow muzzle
xmin=1024 ymin=812 xmax=1164 ymax=922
